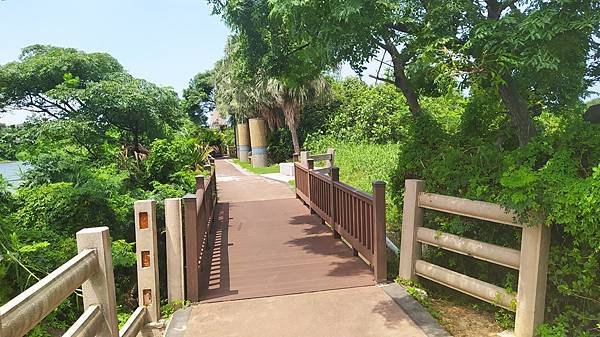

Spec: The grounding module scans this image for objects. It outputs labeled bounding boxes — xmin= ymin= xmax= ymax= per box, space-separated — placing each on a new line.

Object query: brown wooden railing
xmin=293 ymin=160 xmax=387 ymax=283
xmin=182 ymin=162 xmax=218 ymax=302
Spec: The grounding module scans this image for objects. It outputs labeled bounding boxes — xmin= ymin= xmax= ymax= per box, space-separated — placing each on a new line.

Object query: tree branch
xmin=368 ymin=74 xmax=396 ymax=85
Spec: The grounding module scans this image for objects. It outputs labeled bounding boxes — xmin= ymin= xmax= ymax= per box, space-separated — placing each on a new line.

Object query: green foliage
xmin=232 ymin=159 xmax=280 ymax=175
xmin=160 ymin=300 xmax=190 ymax=319
xmin=182 ymin=70 xmax=215 ymax=126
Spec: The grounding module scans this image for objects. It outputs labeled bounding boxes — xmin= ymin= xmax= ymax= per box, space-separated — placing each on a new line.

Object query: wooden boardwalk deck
xmin=198 ymin=159 xmax=374 ymax=302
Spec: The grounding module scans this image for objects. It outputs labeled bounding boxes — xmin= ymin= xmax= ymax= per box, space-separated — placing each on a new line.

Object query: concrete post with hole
xmin=165 ymin=198 xmax=185 ymax=302
xmin=76 ymin=227 xmax=119 ymax=337
xmin=134 ymin=200 xmax=160 ymax=322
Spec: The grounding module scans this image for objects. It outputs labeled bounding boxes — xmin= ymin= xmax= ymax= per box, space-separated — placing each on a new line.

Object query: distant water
xmin=0 ymin=161 xmax=30 ymax=187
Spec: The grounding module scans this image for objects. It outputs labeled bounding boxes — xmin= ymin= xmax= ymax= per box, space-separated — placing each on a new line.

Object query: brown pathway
xmin=199 ymin=159 xmax=374 ymax=302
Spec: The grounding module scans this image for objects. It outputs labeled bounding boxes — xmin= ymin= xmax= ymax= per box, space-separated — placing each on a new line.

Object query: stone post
xmin=300 ymin=151 xmax=309 ymax=167
xmin=134 ymin=200 xmax=160 ymax=322
xmin=398 ymin=179 xmax=425 ymax=281
xmin=330 ymin=167 xmax=340 ymax=239
xmin=165 ymin=198 xmax=185 ymax=302
xmin=76 ymin=227 xmax=119 ymax=337
xmin=249 ymin=118 xmax=268 ymax=167
xmin=236 ymin=122 xmax=250 ymax=162
xmin=514 ymin=224 xmax=551 ymax=337
xmin=182 ymin=194 xmax=199 ymax=302
xmin=326 ymin=148 xmax=335 ymax=168
xmin=372 ymin=181 xmax=387 ymax=283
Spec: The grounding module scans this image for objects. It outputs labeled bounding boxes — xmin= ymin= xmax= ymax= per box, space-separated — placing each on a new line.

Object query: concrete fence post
xmin=514 ymin=224 xmax=551 ymax=337
xmin=326 ymin=148 xmax=335 ymax=168
xmin=330 ymin=167 xmax=340 ymax=239
xmin=372 ymin=181 xmax=387 ymax=283
xmin=134 ymin=200 xmax=160 ymax=322
xmin=399 ymin=179 xmax=425 ymax=281
xmin=76 ymin=227 xmax=119 ymax=337
xmin=165 ymin=198 xmax=185 ymax=302
xmin=300 ymin=151 xmax=309 ymax=167
xmin=182 ymin=194 xmax=199 ymax=302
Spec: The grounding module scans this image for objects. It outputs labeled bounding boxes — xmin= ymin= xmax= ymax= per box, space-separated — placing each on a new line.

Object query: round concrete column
xmin=236 ymin=122 xmax=250 ymax=162
xmin=249 ymin=118 xmax=268 ymax=167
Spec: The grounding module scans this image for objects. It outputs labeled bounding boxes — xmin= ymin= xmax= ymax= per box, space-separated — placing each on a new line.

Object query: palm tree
xmin=267 ymin=77 xmax=328 ymax=153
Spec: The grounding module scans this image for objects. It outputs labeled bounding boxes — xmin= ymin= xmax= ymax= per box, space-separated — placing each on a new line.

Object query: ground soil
xmin=429 ymin=298 xmax=504 ymax=337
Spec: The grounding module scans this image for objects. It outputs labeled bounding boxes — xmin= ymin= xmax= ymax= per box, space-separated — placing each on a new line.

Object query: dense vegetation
xmin=0 ymin=45 xmax=231 ymax=335
xmin=209 ymin=1 xmax=600 ymax=335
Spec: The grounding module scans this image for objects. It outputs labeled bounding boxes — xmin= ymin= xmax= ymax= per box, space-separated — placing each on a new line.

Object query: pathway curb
xmin=381 ymin=283 xmax=451 ymax=337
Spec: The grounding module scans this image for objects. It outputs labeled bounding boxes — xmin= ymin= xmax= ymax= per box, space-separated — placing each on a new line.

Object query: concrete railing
xmin=295 ymin=149 xmax=335 ymax=174
xmin=399 ymin=179 xmax=550 ymax=337
xmin=0 ymin=160 xmax=218 ymax=337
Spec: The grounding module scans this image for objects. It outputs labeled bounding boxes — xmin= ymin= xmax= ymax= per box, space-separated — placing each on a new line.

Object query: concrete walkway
xmin=171 ymin=159 xmax=435 ymax=337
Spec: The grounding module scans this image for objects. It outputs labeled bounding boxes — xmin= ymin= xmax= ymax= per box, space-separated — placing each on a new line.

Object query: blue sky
xmin=0 ymin=0 xmax=231 ymax=124
xmin=0 ymin=0 xmax=597 ymax=125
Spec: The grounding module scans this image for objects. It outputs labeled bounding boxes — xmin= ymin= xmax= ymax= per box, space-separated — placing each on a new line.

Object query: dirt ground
xmin=429 ymin=298 xmax=504 ymax=337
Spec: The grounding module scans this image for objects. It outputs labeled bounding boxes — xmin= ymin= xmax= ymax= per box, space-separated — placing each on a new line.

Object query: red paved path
xmin=199 ymin=159 xmax=374 ymax=302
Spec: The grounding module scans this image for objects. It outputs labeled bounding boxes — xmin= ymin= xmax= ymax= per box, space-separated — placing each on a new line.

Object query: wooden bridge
xmin=0 ymin=151 xmax=552 ymax=337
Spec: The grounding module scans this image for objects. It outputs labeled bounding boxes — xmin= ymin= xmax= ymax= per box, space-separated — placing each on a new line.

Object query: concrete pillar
xmin=326 ymin=148 xmax=335 ymax=168
xmin=398 ymin=179 xmax=425 ymax=280
xmin=134 ymin=200 xmax=160 ymax=322
xmin=300 ymin=151 xmax=309 ymax=167
xmin=76 ymin=227 xmax=119 ymax=337
xmin=165 ymin=198 xmax=185 ymax=302
xmin=249 ymin=118 xmax=268 ymax=167
xmin=330 ymin=167 xmax=340 ymax=239
xmin=236 ymin=122 xmax=250 ymax=162
xmin=373 ymin=181 xmax=387 ymax=283
xmin=182 ymin=194 xmax=199 ymax=302
xmin=515 ymin=224 xmax=551 ymax=337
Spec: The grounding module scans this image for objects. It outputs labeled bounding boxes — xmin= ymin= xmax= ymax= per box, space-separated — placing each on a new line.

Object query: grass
xmin=232 ymin=159 xmax=280 ymax=175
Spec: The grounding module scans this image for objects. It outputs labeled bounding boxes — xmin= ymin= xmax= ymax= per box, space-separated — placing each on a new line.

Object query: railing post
xmin=372 ymin=181 xmax=387 ymax=283
xmin=165 ymin=198 xmax=185 ymax=302
xmin=307 ymin=159 xmax=315 ymax=214
xmin=300 ymin=151 xmax=309 ymax=167
xmin=182 ymin=194 xmax=199 ymax=302
xmin=330 ymin=167 xmax=340 ymax=239
xmin=514 ymin=224 xmax=551 ymax=337
xmin=399 ymin=179 xmax=425 ymax=281
xmin=326 ymin=148 xmax=335 ymax=168
xmin=293 ymin=153 xmax=299 ymax=162
xmin=76 ymin=227 xmax=119 ymax=337
xmin=195 ymin=175 xmax=208 ymax=252
xmin=134 ymin=200 xmax=160 ymax=323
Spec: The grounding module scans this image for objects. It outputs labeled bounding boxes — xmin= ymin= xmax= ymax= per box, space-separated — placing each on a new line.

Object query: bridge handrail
xmin=293 ymin=160 xmax=387 ymax=283
xmin=0 ymin=249 xmax=99 ymax=337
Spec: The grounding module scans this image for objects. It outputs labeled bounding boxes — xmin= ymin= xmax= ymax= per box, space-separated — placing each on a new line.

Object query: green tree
xmin=182 ymin=70 xmax=215 ymax=126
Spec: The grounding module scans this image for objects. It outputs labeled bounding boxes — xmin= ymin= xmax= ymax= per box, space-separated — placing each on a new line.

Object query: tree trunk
xmin=289 ymin=125 xmax=301 ymax=154
xmin=383 ymin=39 xmax=422 ymax=117
xmin=498 ymin=75 xmax=537 ymax=146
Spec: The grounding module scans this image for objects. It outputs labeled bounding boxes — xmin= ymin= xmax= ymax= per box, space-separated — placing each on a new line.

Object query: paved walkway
xmin=173 ymin=159 xmax=434 ymax=337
